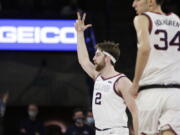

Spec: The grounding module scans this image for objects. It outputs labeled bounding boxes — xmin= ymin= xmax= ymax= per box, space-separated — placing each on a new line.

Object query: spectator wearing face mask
xmin=66 ymin=108 xmax=95 ymax=135
xmin=85 ymin=109 xmax=94 ymax=128
xmin=19 ymin=104 xmax=45 ymax=135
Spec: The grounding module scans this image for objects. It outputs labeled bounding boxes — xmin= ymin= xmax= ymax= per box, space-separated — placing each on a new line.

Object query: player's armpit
xmin=80 ymin=60 xmax=99 ymax=80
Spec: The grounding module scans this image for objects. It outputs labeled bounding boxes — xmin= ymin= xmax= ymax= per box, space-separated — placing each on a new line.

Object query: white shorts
xmin=96 ymin=127 xmax=129 ymax=135
xmin=136 ymin=88 xmax=180 ymax=135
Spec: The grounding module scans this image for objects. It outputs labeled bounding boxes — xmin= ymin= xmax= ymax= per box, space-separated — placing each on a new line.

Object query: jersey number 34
xmin=154 ymin=30 xmax=180 ymax=51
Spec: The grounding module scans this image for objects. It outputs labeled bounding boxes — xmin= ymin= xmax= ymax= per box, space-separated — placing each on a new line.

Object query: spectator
xmin=66 ymin=108 xmax=95 ymax=135
xmin=19 ymin=104 xmax=45 ymax=135
xmin=85 ymin=109 xmax=94 ymax=128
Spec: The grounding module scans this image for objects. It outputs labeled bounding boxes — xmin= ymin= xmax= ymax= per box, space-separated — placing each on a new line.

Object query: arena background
xmin=0 ymin=0 xmax=179 ymax=134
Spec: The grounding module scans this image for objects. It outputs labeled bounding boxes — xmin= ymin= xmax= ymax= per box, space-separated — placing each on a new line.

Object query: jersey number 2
xmin=154 ymin=30 xmax=180 ymax=51
xmin=95 ymin=92 xmax=101 ymax=105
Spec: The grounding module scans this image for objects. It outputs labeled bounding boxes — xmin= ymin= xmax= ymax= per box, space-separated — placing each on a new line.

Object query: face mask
xmin=86 ymin=117 xmax=94 ymax=125
xmin=28 ymin=111 xmax=38 ymax=118
xmin=74 ymin=117 xmax=84 ymax=124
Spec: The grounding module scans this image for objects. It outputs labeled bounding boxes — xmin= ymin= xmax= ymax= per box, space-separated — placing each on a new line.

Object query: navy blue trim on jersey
xmin=139 ymin=84 xmax=180 ymax=92
xmin=148 ymin=11 xmax=172 ymax=16
xmin=142 ymin=13 xmax=153 ymax=34
xmin=95 ymin=126 xmax=128 ymax=131
xmin=95 ymin=127 xmax=111 ymax=131
xmin=100 ymin=73 xmax=121 ymax=81
xmin=113 ymin=75 xmax=126 ymax=98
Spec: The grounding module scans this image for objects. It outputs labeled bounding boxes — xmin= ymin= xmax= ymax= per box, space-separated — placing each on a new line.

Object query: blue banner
xmin=0 ymin=19 xmax=77 ymax=51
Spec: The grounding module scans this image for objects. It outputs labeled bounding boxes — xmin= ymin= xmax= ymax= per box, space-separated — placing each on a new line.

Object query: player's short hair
xmin=95 ymin=41 xmax=120 ymax=65
xmin=156 ymin=0 xmax=164 ymax=5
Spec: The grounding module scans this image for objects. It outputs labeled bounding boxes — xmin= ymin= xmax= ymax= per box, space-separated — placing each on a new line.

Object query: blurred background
xmin=0 ymin=0 xmax=179 ymax=134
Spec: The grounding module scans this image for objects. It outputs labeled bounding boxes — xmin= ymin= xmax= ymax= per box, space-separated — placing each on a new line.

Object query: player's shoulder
xmin=115 ymin=74 xmax=132 ymax=93
xmin=116 ymin=73 xmax=131 ymax=84
xmin=134 ymin=14 xmax=149 ymax=24
xmin=170 ymin=12 xmax=180 ymax=20
xmin=133 ymin=14 xmax=150 ymax=30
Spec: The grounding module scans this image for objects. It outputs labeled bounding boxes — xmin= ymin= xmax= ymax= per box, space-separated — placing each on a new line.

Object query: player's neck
xmin=100 ymin=65 xmax=118 ymax=78
xmin=149 ymin=6 xmax=164 ymax=14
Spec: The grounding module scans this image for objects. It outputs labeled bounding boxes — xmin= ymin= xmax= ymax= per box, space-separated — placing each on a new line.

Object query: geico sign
xmin=0 ymin=26 xmax=77 ymax=44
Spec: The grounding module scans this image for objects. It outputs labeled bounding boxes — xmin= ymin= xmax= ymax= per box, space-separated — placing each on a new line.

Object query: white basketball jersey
xmin=139 ymin=12 xmax=180 ymax=86
xmin=92 ymin=73 xmax=128 ymax=129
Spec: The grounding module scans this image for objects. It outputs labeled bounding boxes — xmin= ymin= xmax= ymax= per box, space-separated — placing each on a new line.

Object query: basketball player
xmin=75 ymin=12 xmax=138 ymax=135
xmin=130 ymin=0 xmax=180 ymax=134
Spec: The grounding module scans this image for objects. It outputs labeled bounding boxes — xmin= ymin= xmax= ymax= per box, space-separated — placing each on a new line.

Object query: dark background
xmin=0 ymin=0 xmax=178 ymax=106
xmin=0 ymin=0 xmax=179 ymax=134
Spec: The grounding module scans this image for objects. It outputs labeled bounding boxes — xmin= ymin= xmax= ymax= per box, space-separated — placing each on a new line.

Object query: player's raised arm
xmin=75 ymin=12 xmax=98 ymax=79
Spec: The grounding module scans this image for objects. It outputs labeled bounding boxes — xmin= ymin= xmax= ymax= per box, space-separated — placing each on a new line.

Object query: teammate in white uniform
xmin=75 ymin=12 xmax=138 ymax=135
xmin=130 ymin=0 xmax=180 ymax=134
